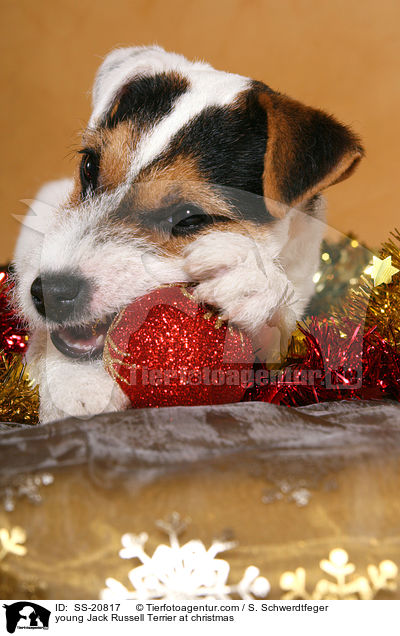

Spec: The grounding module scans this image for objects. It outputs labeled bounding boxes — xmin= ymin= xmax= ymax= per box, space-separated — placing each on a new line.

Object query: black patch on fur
xmin=303 ymin=193 xmax=321 ymax=216
xmin=103 ymin=72 xmax=189 ymax=129
xmin=153 ymin=87 xmax=273 ymax=223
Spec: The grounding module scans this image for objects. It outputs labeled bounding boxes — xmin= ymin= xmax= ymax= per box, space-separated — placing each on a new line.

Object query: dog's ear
xmin=258 ymin=90 xmax=364 ymax=217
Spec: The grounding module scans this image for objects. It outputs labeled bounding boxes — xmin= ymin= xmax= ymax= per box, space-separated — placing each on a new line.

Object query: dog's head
xmin=14 ymin=46 xmax=363 ymax=360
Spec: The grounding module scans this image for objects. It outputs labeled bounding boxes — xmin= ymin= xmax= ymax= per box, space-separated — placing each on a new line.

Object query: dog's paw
xmin=183 ymin=231 xmax=258 ymax=280
xmin=37 ymin=358 xmax=129 ymax=423
xmin=183 ymin=230 xmax=297 ymax=335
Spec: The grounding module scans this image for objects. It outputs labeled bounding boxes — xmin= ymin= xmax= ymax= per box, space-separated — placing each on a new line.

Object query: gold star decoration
xmin=365 ymin=255 xmax=400 ymax=287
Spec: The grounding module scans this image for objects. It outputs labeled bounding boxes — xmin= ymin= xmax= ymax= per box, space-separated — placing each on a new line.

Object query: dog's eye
xmin=170 ymin=205 xmax=213 ymax=237
xmin=79 ymin=149 xmax=99 ymax=196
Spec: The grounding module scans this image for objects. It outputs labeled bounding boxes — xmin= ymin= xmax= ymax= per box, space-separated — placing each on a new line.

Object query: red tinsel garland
xmin=248 ymin=318 xmax=400 ymax=406
xmin=0 ymin=269 xmax=29 ymax=359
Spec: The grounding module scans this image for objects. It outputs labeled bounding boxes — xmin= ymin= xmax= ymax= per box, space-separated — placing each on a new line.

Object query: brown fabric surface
xmin=0 ymin=400 xmax=399 ymax=599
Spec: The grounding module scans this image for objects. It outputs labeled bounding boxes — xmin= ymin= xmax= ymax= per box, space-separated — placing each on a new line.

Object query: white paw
xmin=38 ymin=359 xmax=129 ymax=423
xmin=183 ymin=230 xmax=298 ymax=335
xmin=26 ymin=331 xmax=130 ymax=423
xmin=183 ymin=231 xmax=258 ymax=280
xmin=39 ymin=362 xmax=129 ymax=423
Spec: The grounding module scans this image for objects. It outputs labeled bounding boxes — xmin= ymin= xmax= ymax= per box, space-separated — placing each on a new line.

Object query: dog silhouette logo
xmin=2 ymin=602 xmax=50 ymax=633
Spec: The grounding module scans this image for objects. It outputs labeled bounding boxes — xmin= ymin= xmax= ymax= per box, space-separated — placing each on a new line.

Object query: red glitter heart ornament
xmin=103 ymin=285 xmax=254 ymax=408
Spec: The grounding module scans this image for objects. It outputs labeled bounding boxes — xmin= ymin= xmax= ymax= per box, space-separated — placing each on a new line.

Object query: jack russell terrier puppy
xmin=13 ymin=46 xmax=363 ymax=423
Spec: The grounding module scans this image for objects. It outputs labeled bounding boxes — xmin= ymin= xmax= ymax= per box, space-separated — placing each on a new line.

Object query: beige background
xmin=1 ymin=0 xmax=399 ymax=261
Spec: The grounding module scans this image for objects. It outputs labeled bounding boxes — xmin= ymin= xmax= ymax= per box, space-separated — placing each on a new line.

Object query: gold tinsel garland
xmin=0 ymin=352 xmax=39 ymax=425
xmin=339 ymin=229 xmax=400 ymax=346
xmin=0 ymin=270 xmax=39 ymax=426
xmin=307 ymin=234 xmax=372 ymax=317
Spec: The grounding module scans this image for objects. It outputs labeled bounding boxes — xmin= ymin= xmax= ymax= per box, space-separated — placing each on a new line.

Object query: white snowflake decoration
xmin=280 ymin=548 xmax=398 ymax=600
xmin=101 ymin=513 xmax=270 ymax=600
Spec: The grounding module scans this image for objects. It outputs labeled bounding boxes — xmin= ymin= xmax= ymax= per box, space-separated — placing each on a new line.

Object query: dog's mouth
xmin=50 ymin=314 xmax=116 ymax=360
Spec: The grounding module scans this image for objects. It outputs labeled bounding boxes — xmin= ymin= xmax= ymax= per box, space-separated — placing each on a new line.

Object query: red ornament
xmin=0 ymin=268 xmax=29 ymax=358
xmin=103 ymin=285 xmax=255 ymax=408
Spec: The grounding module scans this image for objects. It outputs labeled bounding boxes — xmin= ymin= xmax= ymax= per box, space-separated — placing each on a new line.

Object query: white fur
xmin=91 ymin=46 xmax=250 ymax=180
xmin=25 ymin=328 xmax=130 ymax=422
xmin=127 ymin=70 xmax=250 ymax=180
xmin=91 ymin=46 xmax=211 ymax=125
xmin=14 ymin=46 xmax=325 ymax=423
xmin=14 ymin=180 xmax=188 ymax=422
xmin=13 ymin=178 xmax=74 ymax=329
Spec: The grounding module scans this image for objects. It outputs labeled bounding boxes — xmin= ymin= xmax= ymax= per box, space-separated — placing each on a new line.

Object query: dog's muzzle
xmin=31 ymin=273 xmax=89 ymax=322
xmin=30 ymin=273 xmax=114 ymax=360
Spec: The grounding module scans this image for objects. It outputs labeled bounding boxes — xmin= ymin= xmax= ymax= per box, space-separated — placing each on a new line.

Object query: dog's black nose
xmin=31 ymin=274 xmax=89 ymax=322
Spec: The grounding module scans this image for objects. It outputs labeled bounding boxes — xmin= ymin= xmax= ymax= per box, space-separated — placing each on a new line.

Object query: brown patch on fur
xmin=68 ymin=166 xmax=84 ymax=207
xmin=151 ymin=218 xmax=268 ymax=259
xmin=260 ymin=93 xmax=293 ymax=218
xmin=98 ymin=123 xmax=133 ymax=190
xmin=66 ymin=139 xmax=272 ymax=261
xmin=108 ymin=98 xmax=120 ymax=122
xmin=67 ymin=122 xmax=138 ymax=205
xmin=129 ymin=154 xmax=242 ymax=257
xmin=136 ymin=155 xmax=237 ymax=219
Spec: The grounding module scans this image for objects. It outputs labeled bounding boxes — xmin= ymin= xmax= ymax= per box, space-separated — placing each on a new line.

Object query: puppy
xmin=13 ymin=46 xmax=363 ymax=423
